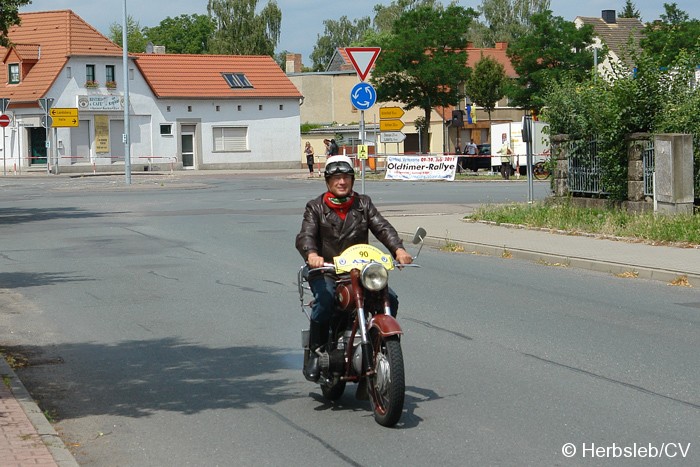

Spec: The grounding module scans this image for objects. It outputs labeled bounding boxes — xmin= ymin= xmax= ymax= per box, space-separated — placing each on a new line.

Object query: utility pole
xmin=122 ymin=0 xmax=132 ymax=185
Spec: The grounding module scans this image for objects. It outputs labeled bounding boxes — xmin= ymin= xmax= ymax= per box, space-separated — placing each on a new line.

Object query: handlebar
xmin=306 ymin=261 xmax=420 ymax=274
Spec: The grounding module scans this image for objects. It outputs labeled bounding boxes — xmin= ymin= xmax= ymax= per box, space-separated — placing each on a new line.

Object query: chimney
xmin=153 ymin=45 xmax=166 ymax=54
xmin=602 ymin=10 xmax=616 ymax=24
xmin=495 ymin=42 xmax=508 ymax=50
xmin=285 ymin=53 xmax=302 ymax=73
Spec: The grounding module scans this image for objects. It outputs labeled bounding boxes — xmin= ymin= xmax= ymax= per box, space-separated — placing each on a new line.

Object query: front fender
xmin=369 ymin=314 xmax=403 ymax=337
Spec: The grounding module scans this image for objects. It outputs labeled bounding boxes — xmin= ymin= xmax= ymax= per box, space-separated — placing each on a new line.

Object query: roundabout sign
xmin=350 ymin=82 xmax=376 ymax=111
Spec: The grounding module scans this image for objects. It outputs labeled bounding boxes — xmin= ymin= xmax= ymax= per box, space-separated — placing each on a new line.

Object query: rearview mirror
xmin=411 ymin=227 xmax=426 ymax=260
xmin=412 ymin=227 xmax=426 ymax=245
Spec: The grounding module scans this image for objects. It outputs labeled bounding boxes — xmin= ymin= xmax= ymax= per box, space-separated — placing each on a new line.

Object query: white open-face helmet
xmin=324 ymin=155 xmax=355 ymax=179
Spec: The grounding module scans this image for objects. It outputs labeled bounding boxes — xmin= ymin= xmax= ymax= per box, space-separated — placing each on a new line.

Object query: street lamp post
xmin=122 ymin=0 xmax=132 ymax=185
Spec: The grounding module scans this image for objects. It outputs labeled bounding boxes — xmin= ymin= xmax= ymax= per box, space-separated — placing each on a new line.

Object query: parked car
xmin=459 ymin=143 xmax=492 ymax=172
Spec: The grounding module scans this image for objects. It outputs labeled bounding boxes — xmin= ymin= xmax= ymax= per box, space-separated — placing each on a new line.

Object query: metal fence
xmin=642 ymin=140 xmax=655 ymax=196
xmin=567 ymin=140 xmax=607 ymax=195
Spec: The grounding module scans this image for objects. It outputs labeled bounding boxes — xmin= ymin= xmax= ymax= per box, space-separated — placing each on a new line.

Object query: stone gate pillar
xmin=654 ymin=134 xmax=694 ymax=214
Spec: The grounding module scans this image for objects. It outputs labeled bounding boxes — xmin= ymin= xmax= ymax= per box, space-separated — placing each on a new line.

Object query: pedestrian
xmin=295 ymin=155 xmax=413 ymax=381
xmin=464 ymin=138 xmax=477 ymax=155
xmin=304 ymin=141 xmax=315 ymax=176
xmin=329 ymin=138 xmax=339 ymax=156
xmin=498 ymin=133 xmax=512 ymax=180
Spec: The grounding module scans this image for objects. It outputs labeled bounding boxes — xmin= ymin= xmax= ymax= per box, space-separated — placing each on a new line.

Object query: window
xmin=213 ymin=126 xmax=247 ymax=152
xmin=8 ymin=64 xmax=20 ymax=84
xmin=222 ymin=73 xmax=253 ymax=89
xmin=86 ymin=64 xmax=95 ymax=82
xmin=105 ymin=65 xmax=115 ymax=84
xmin=160 ymin=124 xmax=173 ymax=136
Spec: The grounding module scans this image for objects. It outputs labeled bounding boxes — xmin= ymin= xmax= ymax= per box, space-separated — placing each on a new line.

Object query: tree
xmin=207 ymin=0 xmax=281 ymax=56
xmin=618 ymin=0 xmax=641 ymax=19
xmin=310 ymin=16 xmax=371 ymax=71
xmin=464 ymin=55 xmax=507 ymax=122
xmin=109 ymin=15 xmax=148 ymax=53
xmin=370 ymin=4 xmax=478 ymax=153
xmin=0 ymin=0 xmax=30 ymax=48
xmin=640 ymin=3 xmax=700 ymax=66
xmin=506 ymin=10 xmax=597 ymax=112
xmin=143 ymin=14 xmax=215 ymax=54
xmin=469 ymin=0 xmax=551 ymax=47
xmin=372 ymin=0 xmax=439 ymax=34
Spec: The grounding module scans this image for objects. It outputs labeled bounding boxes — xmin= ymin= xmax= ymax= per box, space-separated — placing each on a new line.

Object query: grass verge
xmin=468 ymin=200 xmax=700 ymax=247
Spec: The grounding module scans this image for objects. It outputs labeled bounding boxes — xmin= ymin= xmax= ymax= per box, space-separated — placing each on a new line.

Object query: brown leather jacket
xmin=296 ymin=192 xmax=405 ymax=263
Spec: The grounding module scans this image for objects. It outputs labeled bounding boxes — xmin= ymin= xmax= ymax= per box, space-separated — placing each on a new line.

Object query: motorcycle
xmin=297 ymin=227 xmax=426 ymax=427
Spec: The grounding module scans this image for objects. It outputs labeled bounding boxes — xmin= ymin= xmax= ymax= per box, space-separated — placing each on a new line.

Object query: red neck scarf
xmin=323 ymin=192 xmax=354 ymax=220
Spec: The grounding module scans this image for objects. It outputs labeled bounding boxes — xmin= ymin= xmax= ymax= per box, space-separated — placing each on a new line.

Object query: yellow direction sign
xmin=379 ymin=119 xmax=404 ymax=131
xmin=379 ymin=107 xmax=404 ymax=119
xmin=357 ymin=144 xmax=369 ymax=160
xmin=49 ymin=107 xmax=79 ymax=118
xmin=51 ymin=116 xmax=79 ymax=127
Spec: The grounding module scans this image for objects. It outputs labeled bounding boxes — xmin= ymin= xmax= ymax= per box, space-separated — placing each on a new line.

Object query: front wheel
xmin=533 ymin=161 xmax=550 ymax=180
xmin=369 ymin=334 xmax=405 ymax=427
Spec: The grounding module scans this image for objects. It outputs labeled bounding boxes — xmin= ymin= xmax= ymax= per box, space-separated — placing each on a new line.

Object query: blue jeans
xmin=309 ymin=274 xmax=398 ymax=324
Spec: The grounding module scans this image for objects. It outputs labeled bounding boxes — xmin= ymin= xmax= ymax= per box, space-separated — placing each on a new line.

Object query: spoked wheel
xmin=368 ymin=333 xmax=405 ymax=427
xmin=533 ymin=161 xmax=550 ymax=180
xmin=321 ymin=376 xmax=346 ymax=401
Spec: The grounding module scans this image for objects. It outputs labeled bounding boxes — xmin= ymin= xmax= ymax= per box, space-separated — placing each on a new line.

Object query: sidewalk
xmin=0 ymin=358 xmax=78 ymax=466
xmin=384 ymin=203 xmax=700 ymax=287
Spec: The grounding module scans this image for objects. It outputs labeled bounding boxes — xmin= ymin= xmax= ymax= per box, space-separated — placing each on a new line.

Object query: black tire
xmin=534 ymin=161 xmax=550 ymax=180
xmin=369 ymin=334 xmax=405 ymax=427
xmin=321 ymin=377 xmax=346 ymax=401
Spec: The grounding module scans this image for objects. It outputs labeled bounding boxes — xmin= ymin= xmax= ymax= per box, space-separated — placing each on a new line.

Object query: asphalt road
xmin=0 ymin=174 xmax=697 ymax=466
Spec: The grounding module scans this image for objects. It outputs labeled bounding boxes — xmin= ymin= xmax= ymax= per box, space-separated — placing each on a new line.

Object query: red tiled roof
xmin=466 ymin=42 xmax=517 ymax=78
xmin=1 ymin=10 xmax=123 ymax=105
xmin=134 ymin=53 xmax=302 ymax=99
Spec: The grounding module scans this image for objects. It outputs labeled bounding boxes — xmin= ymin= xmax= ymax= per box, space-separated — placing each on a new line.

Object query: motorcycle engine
xmin=335 ymin=283 xmax=353 ymax=311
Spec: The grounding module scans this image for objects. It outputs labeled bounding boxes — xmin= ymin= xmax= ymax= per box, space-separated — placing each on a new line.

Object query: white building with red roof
xmin=1 ymin=10 xmax=302 ymax=172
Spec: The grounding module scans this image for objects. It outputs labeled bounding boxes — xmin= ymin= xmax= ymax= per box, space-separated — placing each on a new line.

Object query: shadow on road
xmin=5 ymin=338 xmax=302 ymax=421
xmin=0 ymin=207 xmax=108 ymax=226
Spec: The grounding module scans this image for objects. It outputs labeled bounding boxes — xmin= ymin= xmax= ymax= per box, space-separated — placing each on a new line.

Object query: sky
xmin=19 ymin=1 xmax=700 ymax=65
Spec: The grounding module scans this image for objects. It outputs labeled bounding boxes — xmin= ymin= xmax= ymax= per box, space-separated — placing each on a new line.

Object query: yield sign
xmin=345 ymin=47 xmax=381 ymax=81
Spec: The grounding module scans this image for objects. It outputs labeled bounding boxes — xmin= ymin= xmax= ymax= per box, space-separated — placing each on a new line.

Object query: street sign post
xmin=51 ymin=116 xmax=79 ymax=127
xmin=0 ymin=98 xmax=10 ymax=114
xmin=0 ymin=111 xmax=9 ymax=176
xmin=38 ymin=98 xmax=54 ymax=174
xmin=379 ymin=119 xmax=405 ymax=131
xmin=379 ymin=107 xmax=404 ymax=119
xmin=350 ymin=82 xmax=376 ymax=111
xmin=49 ymin=107 xmax=78 ymax=118
xmin=345 ymin=47 xmax=381 ymax=81
xmin=380 ymin=131 xmax=406 ymax=143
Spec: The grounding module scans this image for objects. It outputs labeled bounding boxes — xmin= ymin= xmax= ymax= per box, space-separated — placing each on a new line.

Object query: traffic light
xmin=451 ymin=110 xmax=463 ymax=127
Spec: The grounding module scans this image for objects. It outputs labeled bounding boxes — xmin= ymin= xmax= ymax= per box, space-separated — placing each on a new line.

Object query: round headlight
xmin=361 ymin=262 xmax=389 ymax=291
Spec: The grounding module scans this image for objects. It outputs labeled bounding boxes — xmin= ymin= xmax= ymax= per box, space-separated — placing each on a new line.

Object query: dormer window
xmin=222 ymin=73 xmax=253 ymax=89
xmin=8 ymin=64 xmax=20 ymax=84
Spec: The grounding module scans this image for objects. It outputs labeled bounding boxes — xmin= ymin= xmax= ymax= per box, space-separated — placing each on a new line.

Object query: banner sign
xmin=385 ymin=155 xmax=458 ymax=181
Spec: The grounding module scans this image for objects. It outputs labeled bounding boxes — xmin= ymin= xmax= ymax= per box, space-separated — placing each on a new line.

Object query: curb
xmin=0 ymin=357 xmax=79 ymax=467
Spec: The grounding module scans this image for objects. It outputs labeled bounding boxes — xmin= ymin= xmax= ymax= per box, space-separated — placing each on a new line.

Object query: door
xmin=181 ymin=125 xmax=196 ymax=168
xmin=28 ymin=127 xmax=47 ymax=165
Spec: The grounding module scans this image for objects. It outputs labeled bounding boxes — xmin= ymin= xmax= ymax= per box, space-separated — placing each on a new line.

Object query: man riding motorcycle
xmin=295 ymin=155 xmax=413 ymax=382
